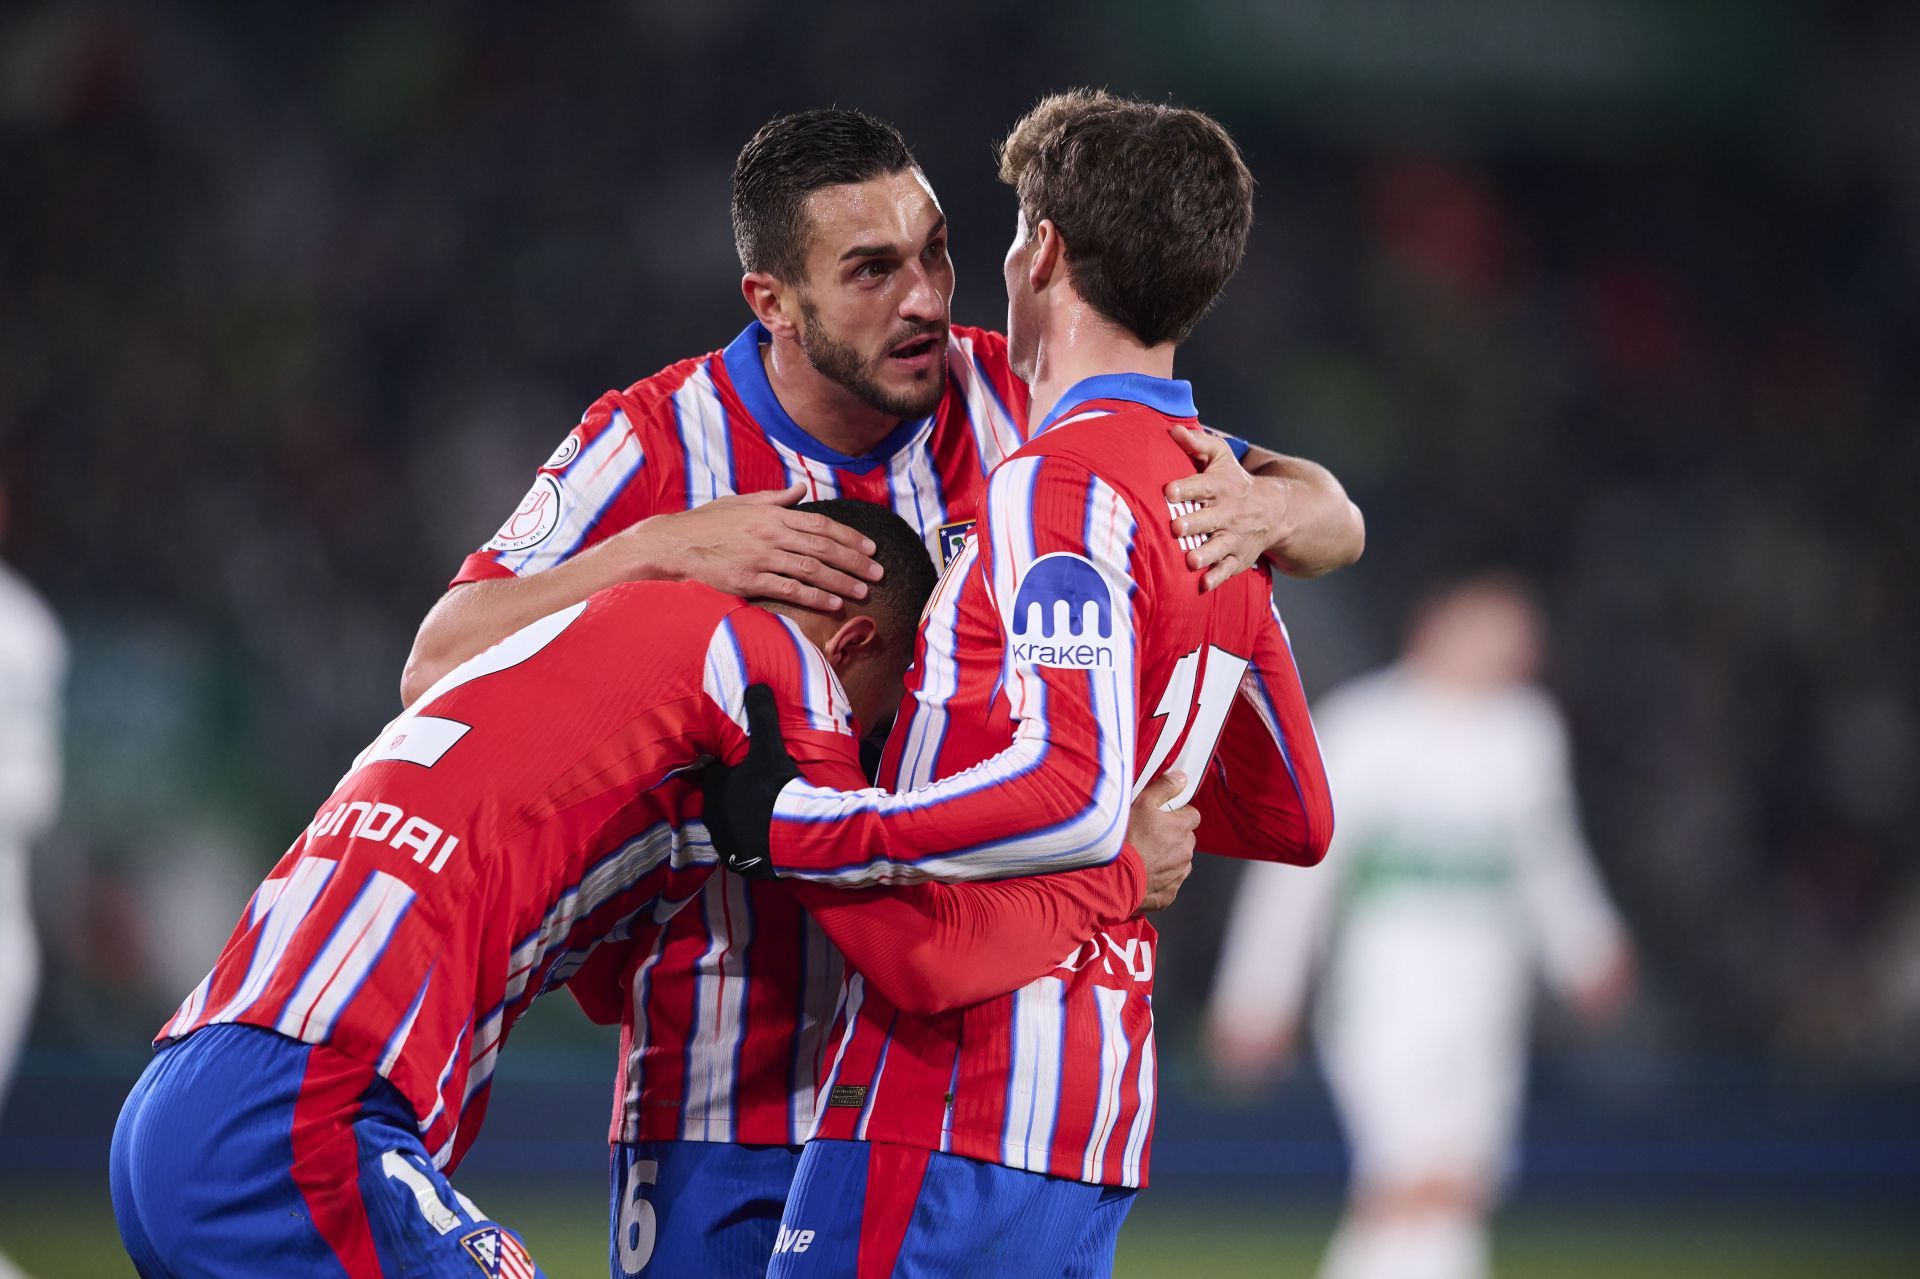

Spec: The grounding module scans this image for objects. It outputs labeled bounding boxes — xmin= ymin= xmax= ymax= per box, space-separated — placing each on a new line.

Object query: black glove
xmin=703 ymin=683 xmax=801 ymax=881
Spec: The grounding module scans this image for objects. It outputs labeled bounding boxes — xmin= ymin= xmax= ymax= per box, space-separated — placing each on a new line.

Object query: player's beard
xmin=797 ymin=299 xmax=946 ymax=422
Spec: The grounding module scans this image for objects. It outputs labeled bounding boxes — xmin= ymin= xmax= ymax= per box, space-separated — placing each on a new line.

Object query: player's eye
xmin=855 ymin=260 xmax=891 ymax=280
xmin=924 ymin=240 xmax=948 ymax=263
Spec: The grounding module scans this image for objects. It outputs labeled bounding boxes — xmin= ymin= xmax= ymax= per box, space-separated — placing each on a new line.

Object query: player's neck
xmin=762 ymin=336 xmax=902 ymax=457
xmin=1024 ymin=308 xmax=1176 ymax=434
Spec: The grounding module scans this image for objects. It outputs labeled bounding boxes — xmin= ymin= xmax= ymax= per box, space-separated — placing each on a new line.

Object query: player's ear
xmin=1029 ymin=219 xmax=1063 ymax=291
xmin=742 ymin=272 xmax=801 ymax=341
xmin=822 ymin=613 xmax=880 ymax=666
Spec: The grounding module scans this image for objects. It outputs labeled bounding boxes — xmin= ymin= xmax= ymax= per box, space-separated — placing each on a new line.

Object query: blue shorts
xmin=766 ymin=1138 xmax=1135 ymax=1278
xmin=110 ymin=1023 xmax=545 ymax=1279
xmin=609 ymin=1139 xmax=801 ymax=1277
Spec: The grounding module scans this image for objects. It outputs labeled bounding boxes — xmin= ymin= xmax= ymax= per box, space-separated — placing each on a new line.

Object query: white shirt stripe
xmin=674 ymin=364 xmax=736 ymax=506
xmin=683 ymin=870 xmax=752 ymax=1142
xmin=209 ymin=857 xmax=338 ymax=1025
xmin=276 ymin=871 xmax=416 ymax=1042
xmin=1002 ymin=976 xmax=1067 ymax=1171
xmin=1120 ymin=1006 xmax=1157 ymax=1184
xmin=1081 ymin=986 xmax=1133 ymax=1181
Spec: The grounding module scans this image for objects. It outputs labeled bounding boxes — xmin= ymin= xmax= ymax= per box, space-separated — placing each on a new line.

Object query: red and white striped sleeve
xmin=765 ymin=454 xmax=1142 ymax=886
xmin=1186 ymin=599 xmax=1334 ymax=864
xmin=452 ymin=390 xmax=662 ymax=587
xmin=700 ymin=599 xmax=1149 ymax=1012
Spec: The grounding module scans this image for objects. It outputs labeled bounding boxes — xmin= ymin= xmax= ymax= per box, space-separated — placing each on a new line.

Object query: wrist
xmin=1254 ymin=474 xmax=1299 ymax=563
xmin=619 ymin=515 xmax=687 ymax=583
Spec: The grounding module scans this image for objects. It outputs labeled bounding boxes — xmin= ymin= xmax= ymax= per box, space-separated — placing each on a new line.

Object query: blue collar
xmin=1033 ymin=372 xmax=1196 ymax=436
xmin=720 ymin=323 xmax=935 ymax=475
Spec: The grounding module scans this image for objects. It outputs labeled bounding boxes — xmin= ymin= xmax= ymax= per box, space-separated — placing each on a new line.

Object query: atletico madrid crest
xmin=461 ymin=1225 xmax=538 ymax=1278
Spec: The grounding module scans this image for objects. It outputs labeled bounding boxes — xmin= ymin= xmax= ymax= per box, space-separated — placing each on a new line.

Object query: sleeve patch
xmin=543 ymin=430 xmax=582 ymax=470
xmin=484 ymin=474 xmax=564 ymax=553
xmin=1007 ymin=552 xmax=1119 ymax=670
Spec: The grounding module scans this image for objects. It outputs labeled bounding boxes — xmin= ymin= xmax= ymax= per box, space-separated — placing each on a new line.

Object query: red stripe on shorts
xmin=857 ymin=1141 xmax=933 ymax=1279
xmin=289 ymin=1044 xmax=384 ymax=1278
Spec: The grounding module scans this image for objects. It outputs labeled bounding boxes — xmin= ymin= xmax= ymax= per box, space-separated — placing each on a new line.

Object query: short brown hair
xmin=997 ymin=90 xmax=1254 ymax=347
xmin=733 ymin=109 xmax=917 ymax=283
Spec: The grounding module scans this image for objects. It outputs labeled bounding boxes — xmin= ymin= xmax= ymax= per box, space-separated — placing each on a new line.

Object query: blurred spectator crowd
xmin=1 ymin=3 xmax=1914 ymax=1081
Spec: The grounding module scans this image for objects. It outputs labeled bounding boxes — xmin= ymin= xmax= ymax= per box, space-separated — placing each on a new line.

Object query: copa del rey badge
xmin=1008 ymin=552 xmax=1119 ymax=670
xmin=485 ymin=475 xmax=562 ymax=553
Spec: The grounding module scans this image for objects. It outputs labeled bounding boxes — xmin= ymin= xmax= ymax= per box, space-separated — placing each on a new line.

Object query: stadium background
xmin=1 ymin=1 xmax=1915 ymax=1274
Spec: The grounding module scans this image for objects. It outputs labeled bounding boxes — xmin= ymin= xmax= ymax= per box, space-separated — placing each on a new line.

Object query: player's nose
xmin=898 ymin=262 xmax=946 ymax=324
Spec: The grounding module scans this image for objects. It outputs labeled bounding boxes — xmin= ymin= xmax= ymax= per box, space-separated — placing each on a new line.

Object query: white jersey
xmin=0 ymin=558 xmax=65 ymax=1121
xmin=1213 ymin=664 xmax=1623 ymax=1032
xmin=0 ymin=560 xmax=64 ymax=862
xmin=1209 ymin=664 xmax=1625 ymax=1189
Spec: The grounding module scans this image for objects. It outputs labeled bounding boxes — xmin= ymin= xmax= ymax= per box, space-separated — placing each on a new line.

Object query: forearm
xmin=795 ymin=849 xmax=1145 ymax=1015
xmin=771 ymin=721 xmax=1129 ymax=886
xmin=1245 ymin=452 xmax=1365 ymax=578
xmin=402 ymin=531 xmax=672 ymax=705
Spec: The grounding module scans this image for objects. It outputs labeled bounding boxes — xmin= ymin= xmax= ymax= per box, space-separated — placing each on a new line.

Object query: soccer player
xmin=701 ymin=91 xmax=1336 ymax=1276
xmin=0 ymin=477 xmax=66 ymax=1279
xmin=1205 ymin=575 xmax=1635 ymax=1279
xmin=107 ymin=501 xmax=1186 ymax=1279
xmin=399 ymin=109 xmax=1365 ymax=1276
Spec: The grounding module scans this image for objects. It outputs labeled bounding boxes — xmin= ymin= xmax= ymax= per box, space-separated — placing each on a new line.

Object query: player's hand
xmin=1204 ymin=1015 xmax=1296 ymax=1092
xmin=1570 ymin=944 xmax=1637 ymax=1031
xmin=701 ymin=684 xmax=800 ymax=880
xmin=1129 ymin=771 xmax=1199 ymax=913
xmin=1164 ymin=427 xmax=1279 ymax=592
xmin=624 ymin=483 xmax=884 ymax=610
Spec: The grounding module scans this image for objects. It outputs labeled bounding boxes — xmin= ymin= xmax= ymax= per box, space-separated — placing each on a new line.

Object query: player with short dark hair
xmin=107 ymin=501 xmax=1174 ymax=1279
xmin=702 ymin=91 xmax=1336 ymax=1277
xmin=732 ymin=109 xmax=915 ymax=284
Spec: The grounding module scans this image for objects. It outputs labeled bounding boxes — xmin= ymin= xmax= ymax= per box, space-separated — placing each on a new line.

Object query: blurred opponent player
xmin=108 ymin=502 xmax=1181 ymax=1279
xmin=701 ymin=90 xmax=1336 ymax=1277
xmin=1206 ymin=574 xmax=1636 ymax=1279
xmin=402 ymin=109 xmax=1366 ymax=1277
xmin=0 ymin=477 xmax=66 ymax=1279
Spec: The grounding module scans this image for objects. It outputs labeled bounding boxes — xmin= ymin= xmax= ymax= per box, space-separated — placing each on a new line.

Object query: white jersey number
xmin=343 ymin=602 xmax=588 ymax=785
xmin=1135 ymin=643 xmax=1250 ymax=810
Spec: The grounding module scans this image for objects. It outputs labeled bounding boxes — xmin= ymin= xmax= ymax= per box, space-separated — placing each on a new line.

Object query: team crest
xmin=461 ymin=1226 xmax=537 ymax=1278
xmin=936 ymin=519 xmax=975 ymax=568
xmin=485 ymin=475 xmax=563 ymax=553
xmin=1008 ymin=552 xmax=1120 ymax=670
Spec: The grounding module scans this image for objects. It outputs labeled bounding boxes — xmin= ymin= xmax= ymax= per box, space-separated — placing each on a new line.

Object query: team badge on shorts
xmin=937 ymin=519 xmax=975 ymax=568
xmin=461 ymin=1225 xmax=537 ymax=1279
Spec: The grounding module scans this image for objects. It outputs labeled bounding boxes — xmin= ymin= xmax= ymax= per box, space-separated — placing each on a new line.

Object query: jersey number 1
xmin=1135 ymin=643 xmax=1250 ymax=810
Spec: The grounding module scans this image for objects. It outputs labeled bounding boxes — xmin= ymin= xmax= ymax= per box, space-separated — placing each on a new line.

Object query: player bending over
xmin=701 ymin=91 xmax=1336 ymax=1277
xmin=108 ymin=500 xmax=1192 ymax=1279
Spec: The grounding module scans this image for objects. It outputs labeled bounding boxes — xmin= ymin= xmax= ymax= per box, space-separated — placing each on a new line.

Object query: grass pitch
xmin=6 ymin=1179 xmax=1916 ymax=1277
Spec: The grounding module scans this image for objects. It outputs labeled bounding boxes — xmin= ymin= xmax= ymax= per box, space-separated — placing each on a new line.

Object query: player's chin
xmin=874 ymin=362 xmax=946 ymax=417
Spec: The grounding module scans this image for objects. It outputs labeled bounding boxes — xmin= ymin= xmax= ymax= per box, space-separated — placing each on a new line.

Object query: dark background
xmin=1 ymin=1 xmax=1915 ymax=1274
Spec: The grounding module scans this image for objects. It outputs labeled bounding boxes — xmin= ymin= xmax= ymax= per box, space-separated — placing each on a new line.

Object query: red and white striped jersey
xmin=775 ymin=373 xmax=1336 ymax=1187
xmin=156 ymin=582 xmax=865 ymax=1173
xmin=456 ymin=323 xmax=1028 ymax=589
xmin=458 ymin=324 xmax=1035 ymax=1148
